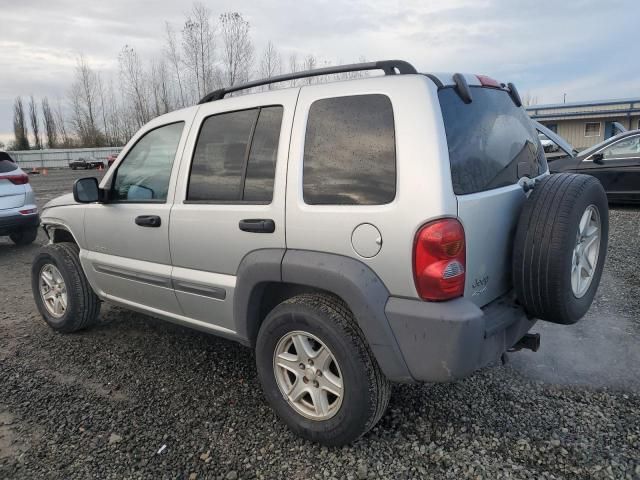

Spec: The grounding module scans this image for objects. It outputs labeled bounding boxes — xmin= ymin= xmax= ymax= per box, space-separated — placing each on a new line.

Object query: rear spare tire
xmin=513 ymin=173 xmax=608 ymax=325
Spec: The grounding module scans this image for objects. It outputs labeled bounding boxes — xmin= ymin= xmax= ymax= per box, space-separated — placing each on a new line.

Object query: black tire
xmin=10 ymin=227 xmax=38 ymax=246
xmin=513 ymin=173 xmax=608 ymax=324
xmin=256 ymin=293 xmax=391 ymax=446
xmin=31 ymin=242 xmax=101 ymax=333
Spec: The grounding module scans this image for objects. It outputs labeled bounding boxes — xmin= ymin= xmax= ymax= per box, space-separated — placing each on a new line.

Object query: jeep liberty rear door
xmin=168 ymin=89 xmax=298 ymax=334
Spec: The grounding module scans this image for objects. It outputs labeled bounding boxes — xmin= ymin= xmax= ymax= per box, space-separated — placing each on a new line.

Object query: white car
xmin=0 ymin=152 xmax=39 ymax=245
xmin=538 ymin=132 xmax=559 ymax=153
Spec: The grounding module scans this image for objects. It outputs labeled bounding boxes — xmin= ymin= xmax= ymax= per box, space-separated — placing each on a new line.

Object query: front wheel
xmin=255 ymin=293 xmax=390 ymax=446
xmin=31 ymin=242 xmax=101 ymax=332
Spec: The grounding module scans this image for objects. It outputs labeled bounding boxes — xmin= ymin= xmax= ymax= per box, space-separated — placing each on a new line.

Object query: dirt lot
xmin=1 ymin=169 xmax=639 ymax=479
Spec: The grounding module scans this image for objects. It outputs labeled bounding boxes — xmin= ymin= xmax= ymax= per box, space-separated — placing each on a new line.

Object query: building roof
xmin=526 ymin=97 xmax=640 ymax=121
xmin=526 ymin=97 xmax=640 ymax=111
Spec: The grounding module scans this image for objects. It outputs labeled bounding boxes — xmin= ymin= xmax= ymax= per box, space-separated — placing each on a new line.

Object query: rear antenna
xmin=453 ymin=73 xmax=473 ymax=104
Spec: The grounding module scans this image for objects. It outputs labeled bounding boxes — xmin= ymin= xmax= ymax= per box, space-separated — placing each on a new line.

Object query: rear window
xmin=0 ymin=152 xmax=17 ymax=173
xmin=439 ymin=87 xmax=546 ymax=195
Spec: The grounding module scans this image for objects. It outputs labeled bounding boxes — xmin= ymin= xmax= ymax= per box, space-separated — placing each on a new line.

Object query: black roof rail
xmin=197 ymin=60 xmax=418 ymax=104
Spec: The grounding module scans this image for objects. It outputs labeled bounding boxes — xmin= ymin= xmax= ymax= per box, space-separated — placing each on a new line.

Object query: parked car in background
xmin=538 ymin=132 xmax=558 ymax=152
xmin=106 ymin=154 xmax=118 ymax=168
xmin=544 ymin=129 xmax=640 ymax=204
xmin=0 ymin=151 xmax=39 ymax=245
xmin=69 ymin=157 xmax=104 ymax=170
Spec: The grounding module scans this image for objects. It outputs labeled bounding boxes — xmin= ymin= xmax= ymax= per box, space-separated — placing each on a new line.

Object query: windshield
xmin=439 ymin=87 xmax=547 ymax=195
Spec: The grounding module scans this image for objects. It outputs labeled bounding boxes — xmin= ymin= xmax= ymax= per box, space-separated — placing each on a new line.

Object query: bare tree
xmin=182 ymin=3 xmax=216 ymax=99
xmin=28 ymin=96 xmax=42 ymax=149
xmin=259 ymin=41 xmax=281 ymax=87
xmin=522 ymin=92 xmax=539 ymax=106
xmin=53 ymin=98 xmax=73 ymax=148
xmin=119 ymin=45 xmax=151 ymax=127
xmin=288 ymin=53 xmax=299 ymax=87
xmin=12 ymin=97 xmax=30 ymax=150
xmin=220 ymin=12 xmax=253 ymax=87
xmin=303 ymin=54 xmax=317 ymax=84
xmin=41 ymin=97 xmax=58 ymax=148
xmin=150 ymin=58 xmax=172 ymax=116
xmin=165 ymin=22 xmax=186 ymax=107
xmin=69 ymin=54 xmax=104 ymax=146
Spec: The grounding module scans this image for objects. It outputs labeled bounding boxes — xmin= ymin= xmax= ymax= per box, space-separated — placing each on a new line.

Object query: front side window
xmin=602 ymin=136 xmax=640 ymax=159
xmin=112 ymin=122 xmax=184 ymax=202
xmin=303 ymin=94 xmax=396 ymax=205
xmin=187 ymin=106 xmax=283 ymax=202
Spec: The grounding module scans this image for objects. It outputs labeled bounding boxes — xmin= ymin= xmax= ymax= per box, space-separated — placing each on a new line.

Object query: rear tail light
xmin=5 ymin=174 xmax=29 ymax=185
xmin=413 ymin=218 xmax=466 ymax=301
xmin=19 ymin=208 xmax=38 ymax=215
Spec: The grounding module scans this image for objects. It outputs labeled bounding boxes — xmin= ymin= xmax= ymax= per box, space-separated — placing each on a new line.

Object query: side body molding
xmin=280 ymin=250 xmax=412 ymax=382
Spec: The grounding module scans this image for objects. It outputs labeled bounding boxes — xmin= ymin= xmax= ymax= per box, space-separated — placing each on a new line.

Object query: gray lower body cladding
xmin=235 ymin=249 xmax=534 ymax=384
xmin=386 ymin=294 xmax=535 ymax=382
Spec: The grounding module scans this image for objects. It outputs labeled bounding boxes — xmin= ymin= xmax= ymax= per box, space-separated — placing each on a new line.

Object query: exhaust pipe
xmin=509 ymin=333 xmax=540 ymax=353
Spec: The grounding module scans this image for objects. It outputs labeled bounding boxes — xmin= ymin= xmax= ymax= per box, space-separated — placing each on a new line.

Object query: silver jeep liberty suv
xmin=32 ymin=60 xmax=608 ymax=445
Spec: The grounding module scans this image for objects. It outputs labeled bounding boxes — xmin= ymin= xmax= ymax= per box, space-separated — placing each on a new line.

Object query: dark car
xmin=106 ymin=154 xmax=118 ymax=168
xmin=69 ymin=157 xmax=105 ymax=170
xmin=543 ymin=128 xmax=640 ymax=204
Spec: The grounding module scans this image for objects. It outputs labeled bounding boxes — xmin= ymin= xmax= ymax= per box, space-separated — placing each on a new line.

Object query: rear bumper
xmin=0 ymin=213 xmax=40 ymax=236
xmin=386 ymin=293 xmax=535 ymax=382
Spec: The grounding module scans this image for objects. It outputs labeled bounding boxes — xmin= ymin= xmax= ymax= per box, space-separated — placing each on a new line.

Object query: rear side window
xmin=0 ymin=152 xmax=17 ymax=173
xmin=303 ymin=94 xmax=396 ymax=205
xmin=188 ymin=106 xmax=283 ymax=202
xmin=439 ymin=87 xmax=547 ymax=195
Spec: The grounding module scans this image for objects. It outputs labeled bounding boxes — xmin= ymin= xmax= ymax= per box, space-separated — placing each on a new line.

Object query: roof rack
xmin=197 ymin=60 xmax=418 ymax=104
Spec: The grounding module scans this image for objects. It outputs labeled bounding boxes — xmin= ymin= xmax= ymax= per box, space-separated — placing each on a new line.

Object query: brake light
xmin=413 ymin=218 xmax=466 ymax=301
xmin=476 ymin=74 xmax=501 ymax=88
xmin=5 ymin=174 xmax=29 ymax=185
xmin=19 ymin=208 xmax=37 ymax=215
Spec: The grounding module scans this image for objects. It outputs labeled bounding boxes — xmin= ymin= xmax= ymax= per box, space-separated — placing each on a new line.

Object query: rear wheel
xmin=31 ymin=242 xmax=101 ymax=332
xmin=10 ymin=227 xmax=38 ymax=246
xmin=513 ymin=173 xmax=608 ymax=324
xmin=256 ymin=293 xmax=390 ymax=446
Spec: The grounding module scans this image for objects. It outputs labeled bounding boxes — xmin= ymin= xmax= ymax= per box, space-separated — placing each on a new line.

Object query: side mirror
xmin=592 ymin=153 xmax=605 ymax=165
xmin=73 ymin=177 xmax=101 ymax=203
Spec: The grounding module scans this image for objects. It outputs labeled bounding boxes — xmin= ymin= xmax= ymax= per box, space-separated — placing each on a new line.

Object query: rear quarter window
xmin=303 ymin=94 xmax=396 ymax=205
xmin=439 ymin=87 xmax=547 ymax=195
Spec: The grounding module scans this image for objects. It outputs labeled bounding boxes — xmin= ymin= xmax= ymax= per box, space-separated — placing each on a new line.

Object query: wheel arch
xmin=44 ymin=223 xmax=79 ymax=245
xmin=234 ymin=249 xmax=413 ymax=382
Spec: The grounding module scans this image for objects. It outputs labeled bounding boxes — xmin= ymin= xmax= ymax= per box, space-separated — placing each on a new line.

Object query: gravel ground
xmin=1 ymin=169 xmax=639 ymax=479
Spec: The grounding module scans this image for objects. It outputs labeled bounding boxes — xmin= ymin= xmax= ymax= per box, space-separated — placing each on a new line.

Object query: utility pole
xmin=563 ymin=93 xmax=567 ymax=104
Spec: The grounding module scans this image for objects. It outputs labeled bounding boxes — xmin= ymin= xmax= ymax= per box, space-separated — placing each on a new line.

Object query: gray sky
xmin=1 ymin=0 xmax=638 ymax=145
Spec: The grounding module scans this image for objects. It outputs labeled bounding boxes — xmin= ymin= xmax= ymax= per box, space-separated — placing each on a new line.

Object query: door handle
xmin=239 ymin=218 xmax=275 ymax=233
xmin=135 ymin=215 xmax=162 ymax=227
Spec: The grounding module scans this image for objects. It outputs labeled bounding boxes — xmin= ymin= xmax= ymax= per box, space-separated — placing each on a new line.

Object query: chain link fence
xmin=8 ymin=147 xmax=123 ymax=169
